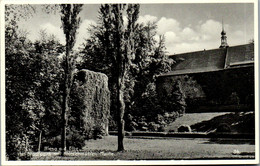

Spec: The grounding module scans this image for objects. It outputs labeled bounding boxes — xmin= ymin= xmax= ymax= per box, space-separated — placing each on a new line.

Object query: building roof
xmin=160 ymin=43 xmax=254 ymax=76
xmin=225 ymin=43 xmax=254 ymax=68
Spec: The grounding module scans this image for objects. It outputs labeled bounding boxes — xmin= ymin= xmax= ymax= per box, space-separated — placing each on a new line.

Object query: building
xmin=157 ymin=26 xmax=254 ymax=113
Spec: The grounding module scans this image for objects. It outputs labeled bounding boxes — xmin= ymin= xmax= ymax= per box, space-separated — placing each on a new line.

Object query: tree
xmin=5 ymin=4 xmax=86 ymax=159
xmin=81 ymin=4 xmax=139 ymax=151
xmin=80 ymin=4 xmax=178 ymax=149
xmin=5 ymin=4 xmax=39 ymax=160
xmin=59 ymin=4 xmax=83 ymax=156
xmin=108 ymin=4 xmax=140 ymax=151
xmin=124 ymin=34 xmax=177 ymax=131
xmin=32 ymin=30 xmax=64 ymax=152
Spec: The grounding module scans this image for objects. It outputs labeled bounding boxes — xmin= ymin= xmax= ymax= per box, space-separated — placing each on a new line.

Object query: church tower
xmin=219 ymin=20 xmax=229 ymax=48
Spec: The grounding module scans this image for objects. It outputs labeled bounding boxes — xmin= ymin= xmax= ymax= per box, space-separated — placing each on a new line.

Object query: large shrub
xmin=69 ymin=69 xmax=110 ymax=140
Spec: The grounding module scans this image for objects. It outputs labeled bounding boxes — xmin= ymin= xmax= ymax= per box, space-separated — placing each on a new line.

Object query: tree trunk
xmin=38 ymin=130 xmax=42 ymax=152
xmin=61 ymin=49 xmax=70 ymax=156
xmin=117 ymin=51 xmax=126 ymax=151
xmin=117 ymin=77 xmax=125 ymax=151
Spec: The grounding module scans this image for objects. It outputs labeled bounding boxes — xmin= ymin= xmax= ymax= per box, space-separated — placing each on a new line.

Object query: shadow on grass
xmin=191 ymin=112 xmax=255 ymax=134
xmin=238 ymin=152 xmax=255 ymax=156
xmin=202 ymin=138 xmax=255 ymax=145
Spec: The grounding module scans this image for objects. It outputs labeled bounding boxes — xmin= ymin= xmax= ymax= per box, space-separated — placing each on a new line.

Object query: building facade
xmin=157 ymin=29 xmax=254 ymax=113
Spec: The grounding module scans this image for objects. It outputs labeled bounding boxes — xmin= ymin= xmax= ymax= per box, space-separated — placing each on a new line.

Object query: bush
xmin=70 ymin=70 xmax=110 ymax=140
xmin=43 ymin=128 xmax=86 ymax=151
xmin=125 ymin=114 xmax=138 ymax=131
xmin=158 ymin=125 xmax=166 ymax=132
xmin=178 ymin=125 xmax=192 ymax=132
xmin=225 ymin=92 xmax=240 ymax=105
xmin=128 ymin=121 xmax=138 ymax=131
xmin=168 ymin=129 xmax=175 ymax=132
xmin=140 ymin=126 xmax=148 ymax=131
xmin=67 ymin=128 xmax=85 ymax=149
xmin=93 ymin=125 xmax=105 ymax=140
xmin=125 ymin=131 xmax=132 ymax=136
xmin=216 ymin=123 xmax=231 ymax=133
xmin=164 ymin=112 xmax=179 ymax=124
xmin=43 ymin=136 xmax=61 ymax=150
xmin=148 ymin=122 xmax=160 ymax=131
xmin=6 ymin=134 xmax=32 ymax=160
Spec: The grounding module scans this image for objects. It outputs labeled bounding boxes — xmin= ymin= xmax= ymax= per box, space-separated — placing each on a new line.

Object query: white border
xmin=0 ymin=0 xmax=258 ymax=4
xmin=1 ymin=0 xmax=6 ymax=164
xmin=1 ymin=0 xmax=259 ymax=165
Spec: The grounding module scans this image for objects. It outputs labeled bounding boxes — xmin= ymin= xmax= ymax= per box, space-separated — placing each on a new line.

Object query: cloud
xmin=228 ymin=30 xmax=248 ymax=46
xmin=37 ymin=16 xmax=247 ymax=55
xmin=164 ymin=31 xmax=180 ymax=45
xmin=38 ymin=19 xmax=97 ymax=49
xmin=138 ymin=14 xmax=158 ymax=24
xmin=171 ymin=41 xmax=219 ymax=54
xmin=76 ymin=19 xmax=97 ymax=48
xmin=200 ymin=19 xmax=221 ymax=36
xmin=40 ymin=23 xmax=65 ymax=44
xmin=157 ymin=18 xmax=246 ymax=54
xmin=157 ymin=17 xmax=180 ymax=35
xmin=181 ymin=27 xmax=197 ymax=41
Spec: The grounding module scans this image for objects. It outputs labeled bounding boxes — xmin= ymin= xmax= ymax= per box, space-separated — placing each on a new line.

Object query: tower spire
xmin=222 ymin=18 xmax=224 ymax=31
xmin=219 ymin=19 xmax=229 ymax=48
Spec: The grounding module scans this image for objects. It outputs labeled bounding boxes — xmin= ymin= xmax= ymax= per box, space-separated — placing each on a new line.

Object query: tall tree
xmin=33 ymin=31 xmax=64 ymax=152
xmin=5 ymin=4 xmax=38 ymax=160
xmin=111 ymin=4 xmax=140 ymax=151
xmin=60 ymin=4 xmax=83 ymax=156
xmin=89 ymin=4 xmax=139 ymax=151
xmin=80 ymin=4 xmax=177 ymax=150
xmin=113 ymin=4 xmax=126 ymax=152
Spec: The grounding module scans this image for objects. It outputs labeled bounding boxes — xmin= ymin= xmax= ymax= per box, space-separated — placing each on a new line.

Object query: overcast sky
xmin=17 ymin=3 xmax=254 ymax=54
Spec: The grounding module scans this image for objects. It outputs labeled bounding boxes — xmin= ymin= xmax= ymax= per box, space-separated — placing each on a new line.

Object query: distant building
xmin=157 ymin=26 xmax=254 ymax=113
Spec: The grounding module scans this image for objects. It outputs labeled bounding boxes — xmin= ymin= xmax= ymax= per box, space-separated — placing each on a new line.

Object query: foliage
xmin=177 ymin=125 xmax=192 ymax=132
xmin=66 ymin=127 xmax=86 ymax=149
xmin=80 ymin=5 xmax=180 ymax=133
xmin=6 ymin=134 xmax=32 ymax=160
xmin=6 ymin=4 xmax=111 ymax=159
xmin=69 ymin=69 xmax=110 ymax=140
xmin=80 ymin=4 xmax=141 ymax=151
xmin=60 ymin=4 xmax=83 ymax=155
xmin=160 ymin=80 xmax=186 ymax=115
xmin=216 ymin=123 xmax=231 ymax=133
xmin=5 ymin=6 xmax=39 ymax=158
xmin=126 ymin=79 xmax=186 ymax=131
xmin=5 ymin=26 xmax=64 ymax=159
xmin=5 ymin=5 xmax=66 ymax=159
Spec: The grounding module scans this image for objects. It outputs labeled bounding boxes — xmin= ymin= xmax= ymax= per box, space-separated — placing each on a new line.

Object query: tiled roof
xmin=225 ymin=43 xmax=254 ymax=68
xmin=160 ymin=43 xmax=254 ymax=76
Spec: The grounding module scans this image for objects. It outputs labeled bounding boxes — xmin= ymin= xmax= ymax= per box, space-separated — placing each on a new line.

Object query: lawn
xmin=166 ymin=112 xmax=230 ymax=132
xmin=31 ymin=136 xmax=255 ymax=160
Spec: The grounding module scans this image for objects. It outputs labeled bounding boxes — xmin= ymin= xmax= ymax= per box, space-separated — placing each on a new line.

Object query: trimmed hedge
xmin=71 ymin=69 xmax=110 ymax=139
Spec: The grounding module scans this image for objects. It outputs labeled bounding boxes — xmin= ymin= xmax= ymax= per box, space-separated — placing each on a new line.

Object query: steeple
xmin=219 ymin=19 xmax=229 ymax=48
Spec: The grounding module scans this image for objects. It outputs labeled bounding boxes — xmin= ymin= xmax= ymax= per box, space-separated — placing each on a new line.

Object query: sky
xmin=16 ymin=3 xmax=254 ymax=54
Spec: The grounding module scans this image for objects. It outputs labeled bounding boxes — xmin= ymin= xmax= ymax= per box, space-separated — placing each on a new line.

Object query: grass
xmin=191 ymin=112 xmax=255 ymax=133
xmin=30 ymin=112 xmax=255 ymax=160
xmin=166 ymin=112 xmax=230 ymax=132
xmin=31 ymin=136 xmax=255 ymax=160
